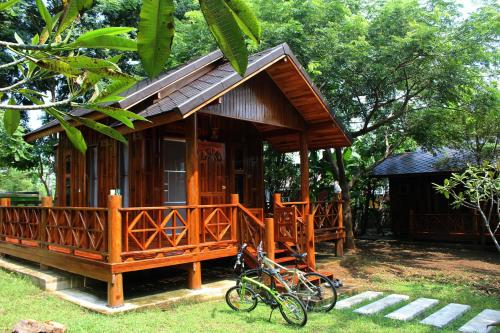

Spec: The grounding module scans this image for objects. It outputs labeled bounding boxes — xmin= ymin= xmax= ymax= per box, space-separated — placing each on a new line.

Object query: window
xmin=119 ymin=143 xmax=129 ymax=207
xmin=87 ymin=146 xmax=98 ymax=207
xmin=162 ymin=139 xmax=186 ymax=206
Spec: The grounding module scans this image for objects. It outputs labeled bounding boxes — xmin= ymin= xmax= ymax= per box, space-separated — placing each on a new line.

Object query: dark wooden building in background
xmin=372 ymin=150 xmax=484 ymax=242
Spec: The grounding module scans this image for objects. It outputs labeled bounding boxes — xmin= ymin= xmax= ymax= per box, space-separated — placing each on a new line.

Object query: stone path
xmin=420 ymin=303 xmax=471 ymax=328
xmin=336 ymin=291 xmax=498 ymax=332
xmin=353 ymin=294 xmax=409 ymax=315
xmin=335 ymin=291 xmax=383 ymax=310
xmin=385 ymin=298 xmax=439 ymax=321
xmin=458 ymin=309 xmax=500 ymax=333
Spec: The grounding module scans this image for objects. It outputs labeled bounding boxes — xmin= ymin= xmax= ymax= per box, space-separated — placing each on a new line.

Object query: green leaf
xmin=89 ymin=72 xmax=137 ymax=104
xmin=200 ymin=0 xmax=248 ymax=76
xmin=65 ymin=35 xmax=137 ymax=51
xmin=3 ymin=109 xmax=20 ymax=136
xmin=75 ymin=27 xmax=136 ymax=42
xmin=70 ymin=115 xmax=127 ymax=143
xmin=0 ymin=0 xmax=21 ymax=11
xmin=14 ymin=32 xmax=24 ymax=44
xmin=46 ymin=108 xmax=87 ymax=154
xmin=36 ymin=0 xmax=53 ymax=31
xmin=58 ymin=56 xmax=120 ymax=70
xmin=35 ymin=58 xmax=83 ymax=76
xmin=224 ymin=0 xmax=260 ymax=44
xmin=138 ymin=0 xmax=175 ymax=78
xmin=57 ymin=0 xmax=93 ymax=35
xmin=80 ymin=104 xmax=150 ymax=128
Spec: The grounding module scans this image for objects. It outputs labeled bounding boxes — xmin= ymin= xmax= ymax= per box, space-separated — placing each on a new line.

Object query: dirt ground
xmin=316 ymin=239 xmax=500 ymax=296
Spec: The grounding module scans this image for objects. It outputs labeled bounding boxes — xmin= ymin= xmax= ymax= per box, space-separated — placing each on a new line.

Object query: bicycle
xmin=226 ymin=244 xmax=308 ymax=327
xmin=241 ymin=242 xmax=338 ymax=312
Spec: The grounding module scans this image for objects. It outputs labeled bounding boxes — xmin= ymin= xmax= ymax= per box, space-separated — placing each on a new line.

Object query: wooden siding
xmin=55 ymin=116 xmax=264 ymax=209
xmin=389 ymin=174 xmax=470 ymax=236
xmin=201 ymin=72 xmax=306 ymax=131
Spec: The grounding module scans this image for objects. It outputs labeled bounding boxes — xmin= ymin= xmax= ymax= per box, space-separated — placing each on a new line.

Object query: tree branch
xmin=0 ymin=57 xmax=25 ymax=69
xmin=0 ymin=98 xmax=73 ymax=110
xmin=0 ymin=77 xmax=30 ymax=92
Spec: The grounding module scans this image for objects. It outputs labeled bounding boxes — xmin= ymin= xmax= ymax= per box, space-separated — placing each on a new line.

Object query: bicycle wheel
xmin=278 ymin=293 xmax=308 ymax=327
xmin=295 ymin=272 xmax=337 ymax=312
xmin=239 ymin=268 xmax=276 ymax=297
xmin=225 ymin=285 xmax=258 ymax=312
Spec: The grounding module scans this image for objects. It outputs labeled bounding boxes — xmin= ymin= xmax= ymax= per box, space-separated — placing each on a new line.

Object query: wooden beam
xmin=299 ymin=131 xmax=310 ymax=213
xmin=107 ymin=195 xmax=124 ymax=307
xmin=0 ymin=243 xmax=111 ymax=281
xmin=185 ymin=114 xmax=201 ymax=289
xmin=305 ymin=214 xmax=316 ymax=270
xmin=264 ymin=218 xmax=275 ymax=262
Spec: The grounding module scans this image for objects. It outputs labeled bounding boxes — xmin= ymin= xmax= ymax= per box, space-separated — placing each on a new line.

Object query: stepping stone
xmin=354 ymin=294 xmax=409 ymax=315
xmin=335 ymin=291 xmax=383 ymax=310
xmin=420 ymin=303 xmax=471 ymax=328
xmin=385 ymin=298 xmax=439 ymax=321
xmin=458 ymin=309 xmax=500 ymax=333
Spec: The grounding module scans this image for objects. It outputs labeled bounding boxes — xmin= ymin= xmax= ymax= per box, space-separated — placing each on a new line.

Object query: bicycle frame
xmin=239 ymin=275 xmax=288 ymax=308
xmin=260 ymin=255 xmax=319 ymax=296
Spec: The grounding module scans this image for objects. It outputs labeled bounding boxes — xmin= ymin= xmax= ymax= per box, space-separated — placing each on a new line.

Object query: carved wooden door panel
xmin=198 ymin=141 xmax=226 ymax=205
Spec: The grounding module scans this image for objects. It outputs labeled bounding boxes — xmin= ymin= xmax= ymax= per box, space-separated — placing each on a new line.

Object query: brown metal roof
xmin=26 ymin=43 xmax=352 ymax=150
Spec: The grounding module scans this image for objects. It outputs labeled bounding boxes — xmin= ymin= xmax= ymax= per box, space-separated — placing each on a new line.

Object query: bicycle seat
xmin=291 ymin=253 xmax=307 ymax=260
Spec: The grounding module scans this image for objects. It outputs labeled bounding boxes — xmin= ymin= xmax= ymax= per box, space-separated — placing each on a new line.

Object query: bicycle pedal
xmin=333 ymin=279 xmax=343 ymax=288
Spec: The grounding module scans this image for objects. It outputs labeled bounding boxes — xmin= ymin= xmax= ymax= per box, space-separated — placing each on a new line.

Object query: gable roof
xmin=26 ymin=43 xmax=352 ymax=151
xmin=371 ymin=149 xmax=467 ymax=177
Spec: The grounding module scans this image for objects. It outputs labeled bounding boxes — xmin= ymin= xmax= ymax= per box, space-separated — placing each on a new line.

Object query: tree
xmin=410 ymin=81 xmax=499 ymax=165
xmin=0 ymin=0 xmax=261 ymax=153
xmin=434 ymin=163 xmax=500 ymax=252
xmin=304 ymin=0 xmax=498 ymax=248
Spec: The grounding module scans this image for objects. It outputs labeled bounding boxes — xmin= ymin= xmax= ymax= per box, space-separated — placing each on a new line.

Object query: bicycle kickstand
xmin=268 ymin=308 xmax=275 ymax=322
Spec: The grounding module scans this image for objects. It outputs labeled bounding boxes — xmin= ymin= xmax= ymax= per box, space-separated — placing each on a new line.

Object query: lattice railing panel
xmin=311 ymin=201 xmax=340 ymax=230
xmin=0 ymin=207 xmax=41 ymax=243
xmin=122 ymin=207 xmax=190 ymax=253
xmin=200 ymin=206 xmax=233 ymax=243
xmin=45 ymin=208 xmax=108 ymax=256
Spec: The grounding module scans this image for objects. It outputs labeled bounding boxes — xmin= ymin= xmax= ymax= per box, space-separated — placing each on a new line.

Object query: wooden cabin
xmin=372 ymin=150 xmax=495 ymax=243
xmin=0 ymin=44 xmax=351 ymax=307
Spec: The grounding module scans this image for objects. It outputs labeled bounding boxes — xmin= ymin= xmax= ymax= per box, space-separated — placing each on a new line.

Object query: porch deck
xmin=0 ymin=194 xmax=344 ymax=307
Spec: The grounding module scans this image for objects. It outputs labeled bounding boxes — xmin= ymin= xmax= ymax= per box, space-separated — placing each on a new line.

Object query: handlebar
xmin=233 ymin=243 xmax=248 ymax=270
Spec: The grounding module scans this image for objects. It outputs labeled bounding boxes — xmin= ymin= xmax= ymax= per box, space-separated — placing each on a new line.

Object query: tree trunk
xmin=335 ymin=148 xmax=356 ymax=249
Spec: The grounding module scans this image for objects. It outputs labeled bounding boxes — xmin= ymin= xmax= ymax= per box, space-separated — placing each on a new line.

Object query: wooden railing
xmin=0 ymin=206 xmax=42 ymax=246
xmin=45 ymin=207 xmax=108 ymax=260
xmin=238 ymin=204 xmax=265 ymax=251
xmin=311 ymin=200 xmax=343 ymax=232
xmin=0 ymin=201 xmax=108 ymax=261
xmin=119 ymin=203 xmax=240 ymax=261
xmin=409 ymin=211 xmax=480 ymax=241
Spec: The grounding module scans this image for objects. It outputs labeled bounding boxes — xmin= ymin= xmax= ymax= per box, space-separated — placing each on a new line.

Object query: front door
xmin=199 ymin=141 xmax=226 ymax=205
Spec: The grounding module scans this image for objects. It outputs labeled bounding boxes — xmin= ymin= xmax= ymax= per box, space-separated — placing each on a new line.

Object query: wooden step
xmin=274 ymin=256 xmax=296 ymax=264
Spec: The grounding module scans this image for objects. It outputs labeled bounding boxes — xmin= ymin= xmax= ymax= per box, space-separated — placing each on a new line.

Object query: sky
xmin=26 ymin=0 xmax=485 ymax=131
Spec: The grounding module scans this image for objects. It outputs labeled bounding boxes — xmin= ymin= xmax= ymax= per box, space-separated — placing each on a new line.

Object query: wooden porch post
xmin=264 ymin=217 xmax=275 ymax=262
xmin=107 ymin=194 xmax=124 ymax=307
xmin=39 ymin=196 xmax=53 ymax=270
xmin=305 ymin=214 xmax=316 ymax=270
xmin=186 ymin=114 xmax=202 ymax=289
xmin=0 ymin=198 xmax=10 ymax=257
xmin=299 ymin=131 xmax=310 ymax=214
xmin=273 ymin=193 xmax=282 ymax=207
xmin=231 ymin=194 xmax=239 ymax=242
xmin=336 ymin=194 xmax=344 ymax=256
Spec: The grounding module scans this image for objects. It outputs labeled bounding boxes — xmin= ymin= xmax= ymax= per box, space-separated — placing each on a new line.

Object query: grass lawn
xmin=1 ymin=240 xmax=499 ymax=332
